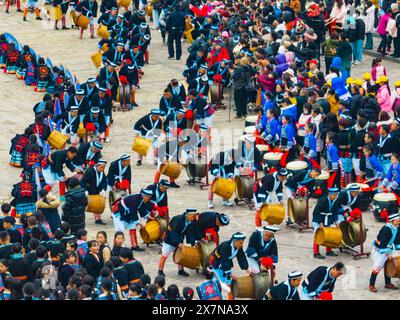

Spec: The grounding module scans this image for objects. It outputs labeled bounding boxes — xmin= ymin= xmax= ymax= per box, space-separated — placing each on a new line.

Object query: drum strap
xmin=116 ymin=160 xmax=128 ymax=182
xmin=155 ymin=186 xmax=166 ymax=204
xmin=284 ymin=280 xmax=296 ymax=300
xmin=94 ymin=166 xmax=104 ymax=187
xmin=228 ymin=241 xmax=239 ymax=260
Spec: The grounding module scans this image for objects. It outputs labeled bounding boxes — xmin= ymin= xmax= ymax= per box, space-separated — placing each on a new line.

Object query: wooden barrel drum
xmin=259 ymin=204 xmax=285 ymax=225
xmin=314 ymin=227 xmax=343 ymax=248
xmin=210 ymin=177 xmax=236 ymax=200
xmin=385 ymin=257 xmax=400 ymax=278
xmin=160 ymin=162 xmax=182 ymax=180
xmin=235 ymin=175 xmax=254 ymax=200
xmin=232 ymin=271 xmax=271 ymax=299
xmin=287 ymin=197 xmax=308 ymax=224
xmin=339 ymin=220 xmax=367 ymax=248
xmin=86 ymin=195 xmax=106 ymax=215
xmin=140 ymin=217 xmax=168 ymax=244
xmin=173 ymin=245 xmax=201 ymax=269
xmin=131 ymin=136 xmax=152 ymax=157
xmin=47 ymin=130 xmax=68 ymax=150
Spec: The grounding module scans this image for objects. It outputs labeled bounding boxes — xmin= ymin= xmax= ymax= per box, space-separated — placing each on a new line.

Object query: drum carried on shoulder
xmin=231 ymin=271 xmax=272 ymax=299
xmin=372 ymin=193 xmax=398 ymax=222
xmin=140 ymin=217 xmax=168 ymax=244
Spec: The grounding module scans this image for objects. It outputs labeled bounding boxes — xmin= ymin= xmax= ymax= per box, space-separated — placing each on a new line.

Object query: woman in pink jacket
xmin=376 ymin=75 xmax=391 ymax=113
xmin=257 ymin=70 xmax=277 ymax=93
xmin=376 ymin=10 xmax=391 ymax=55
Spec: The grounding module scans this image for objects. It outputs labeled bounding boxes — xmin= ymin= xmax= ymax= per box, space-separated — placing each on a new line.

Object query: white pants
xmin=161 ymin=242 xmax=175 ymax=257
xmin=371 ymin=246 xmax=388 ymax=273
xmin=352 ymin=158 xmax=361 ymax=176
xmin=42 ymin=167 xmax=65 ymax=185
xmin=113 ymin=214 xmax=126 ymax=232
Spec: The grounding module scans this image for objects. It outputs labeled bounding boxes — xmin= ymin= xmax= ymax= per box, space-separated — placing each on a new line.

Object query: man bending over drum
xmin=195 ymin=212 xmax=230 ymax=246
xmin=369 ymin=213 xmax=400 ymax=292
xmin=145 ymin=179 xmax=170 ymax=220
xmin=336 ymin=184 xmax=362 ymax=223
xmin=209 ymin=232 xmax=253 ymax=300
xmin=312 ymin=187 xmax=340 ymax=259
xmin=157 ymin=208 xmax=199 ymax=277
xmin=246 ymin=226 xmax=279 ymax=280
xmin=253 ymin=168 xmax=288 ymax=227
xmin=264 ymin=271 xmax=302 ymax=300
xmin=107 ymin=154 xmax=131 ymax=194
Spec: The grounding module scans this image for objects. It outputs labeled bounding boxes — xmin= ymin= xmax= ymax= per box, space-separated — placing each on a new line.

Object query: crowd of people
xmin=2 ymin=0 xmax=400 ymax=301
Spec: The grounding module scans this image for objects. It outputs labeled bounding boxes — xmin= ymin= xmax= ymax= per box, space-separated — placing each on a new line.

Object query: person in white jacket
xmin=363 ymin=2 xmax=375 ymax=50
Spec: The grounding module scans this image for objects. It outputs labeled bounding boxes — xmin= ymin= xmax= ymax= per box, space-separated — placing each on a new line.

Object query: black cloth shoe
xmin=5 ymin=10 xmax=9 ymax=13
xmin=62 ymin=26 xmax=69 ymax=29
xmin=326 ymin=251 xmax=338 ymax=257
xmin=95 ymin=219 xmax=106 ymax=225
xmin=136 ymin=160 xmax=142 ymax=166
xmin=23 ymin=17 xmax=27 ymax=21
xmin=131 ymin=246 xmax=145 ymax=252
xmin=36 ymin=16 xmax=43 ymax=20
xmin=17 ymin=9 xmax=23 ymax=12
xmin=313 ymin=253 xmax=325 ymax=259
xmin=169 ymin=182 xmax=180 ymax=188
xmin=178 ymin=270 xmax=190 ymax=277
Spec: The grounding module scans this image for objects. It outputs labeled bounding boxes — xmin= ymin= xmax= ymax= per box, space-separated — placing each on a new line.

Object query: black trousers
xmin=234 ymin=88 xmax=247 ymax=117
xmin=378 ymin=34 xmax=387 ymax=54
xmin=167 ymin=30 xmax=183 ymax=59
xmin=394 ymin=36 xmax=400 ymax=56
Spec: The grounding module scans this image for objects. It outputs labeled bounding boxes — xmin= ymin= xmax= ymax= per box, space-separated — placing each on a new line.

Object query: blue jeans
xmin=354 ymin=39 xmax=363 ymax=62
xmin=365 ymin=33 xmax=373 ymax=49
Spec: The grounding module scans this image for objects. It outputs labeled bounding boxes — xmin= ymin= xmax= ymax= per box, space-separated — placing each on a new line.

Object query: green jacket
xmin=321 ymin=39 xmax=339 ymax=58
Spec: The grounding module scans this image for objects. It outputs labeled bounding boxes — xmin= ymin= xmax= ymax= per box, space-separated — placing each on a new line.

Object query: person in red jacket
xmin=207 ymin=38 xmax=230 ymax=66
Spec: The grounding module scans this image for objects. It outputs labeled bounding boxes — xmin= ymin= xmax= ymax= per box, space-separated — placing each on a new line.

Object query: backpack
xmin=19 ymin=181 xmax=33 ymax=198
xmin=196 ymin=280 xmax=222 ymax=300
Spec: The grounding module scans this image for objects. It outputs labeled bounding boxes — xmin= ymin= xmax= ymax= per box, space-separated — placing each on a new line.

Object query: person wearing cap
xmin=130 ymin=29 xmax=151 ymax=64
xmin=183 ymin=51 xmax=207 ymax=83
xmin=155 ymin=135 xmax=190 ymax=188
xmin=188 ymin=74 xmax=210 ymax=99
xmin=133 ymin=109 xmax=163 ymax=166
xmin=82 ymin=77 xmax=99 ymax=102
xmin=118 ymin=60 xmax=140 ymax=108
xmin=80 ymin=159 xmax=108 ymax=225
xmin=76 ymin=0 xmax=99 ymax=39
xmin=167 ymin=78 xmax=187 ymax=105
xmin=145 ymin=179 xmax=170 ymax=219
xmin=165 ymin=4 xmax=186 ymax=60
xmin=285 ymin=168 xmax=321 ymax=199
xmin=208 ymin=149 xmax=236 ymax=208
xmin=159 ymin=88 xmax=182 ymax=117
xmin=83 ymin=107 xmax=107 ymax=142
xmin=74 ymin=140 xmax=103 ymax=170
xmin=207 ymin=58 xmax=231 ymax=107
xmin=41 ymin=147 xmax=79 ymax=200
xmin=103 ymin=42 xmax=125 ymax=66
xmin=67 ymin=89 xmax=90 ymax=124
xmin=301 ymin=262 xmax=346 ymax=300
xmin=312 ymin=187 xmax=340 ymax=259
xmin=195 ymin=212 xmax=230 ymax=245
xmin=123 ymin=45 xmax=145 ymax=84
xmin=369 ymin=212 xmax=400 ymax=292
xmin=210 ymin=232 xmax=252 ymax=299
xmin=90 ymin=86 xmax=113 ymax=141
xmin=235 ymin=135 xmax=262 ymax=177
xmin=246 ymin=225 xmax=279 ymax=275
xmin=112 ymin=189 xmax=153 ymax=251
xmin=97 ymin=4 xmax=118 ymax=24
xmin=164 ymin=108 xmax=188 ymax=139
xmin=264 ymin=271 xmax=302 ymax=300
xmin=107 ymin=154 xmax=131 ymax=193
xmin=254 ymin=168 xmax=288 ymax=227
xmin=187 ymin=89 xmax=210 ymax=126
xmin=97 ymin=62 xmax=119 ymax=101
xmin=158 ymin=208 xmax=200 ymax=277
xmin=336 ymin=184 xmax=362 ymax=224
xmin=54 ymin=105 xmax=80 ymax=147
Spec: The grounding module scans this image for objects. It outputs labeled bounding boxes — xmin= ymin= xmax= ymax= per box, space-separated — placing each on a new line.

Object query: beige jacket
xmin=36 ymin=193 xmax=61 ymax=209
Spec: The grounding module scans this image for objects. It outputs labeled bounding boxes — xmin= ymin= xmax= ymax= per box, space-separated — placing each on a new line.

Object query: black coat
xmin=164 ymin=213 xmax=199 ymax=247
xmin=302 ymin=266 xmax=337 ymax=297
xmin=133 ymin=114 xmax=163 ymax=137
xmin=80 ymin=167 xmax=107 ymax=195
xmin=236 ymin=141 xmax=262 ymax=170
xmin=67 ymin=95 xmax=90 ymax=117
xmin=246 ymin=231 xmax=278 ymax=262
xmin=312 ymin=196 xmax=339 ymax=226
xmin=267 ymin=280 xmax=300 ymax=300
xmin=107 ymin=160 xmax=131 ymax=188
xmin=48 ymin=150 xmax=76 ymax=178
xmin=254 ymin=172 xmax=284 ymax=203
xmin=117 ymin=194 xmax=153 ymax=224
xmin=211 ymin=239 xmax=249 ymax=272
xmin=285 ymin=169 xmax=315 ymax=192
xmin=209 ymin=151 xmax=236 ymax=178
xmin=75 ymin=142 xmax=102 ymax=167
xmin=84 ymin=253 xmax=103 ymax=279
xmin=83 ymin=113 xmax=106 ymax=134
xmin=62 ymin=187 xmax=88 ymax=234
xmin=54 ymin=112 xmax=80 ymax=135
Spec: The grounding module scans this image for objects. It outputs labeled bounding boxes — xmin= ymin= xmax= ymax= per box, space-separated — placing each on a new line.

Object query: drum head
xmin=374 ymin=193 xmax=397 ymax=201
xmin=244 ymin=126 xmax=256 ymax=134
xmin=263 ymin=152 xmax=283 ymax=160
xmin=286 ymin=161 xmax=308 ymax=171
xmin=346 ymin=183 xmax=369 ymax=191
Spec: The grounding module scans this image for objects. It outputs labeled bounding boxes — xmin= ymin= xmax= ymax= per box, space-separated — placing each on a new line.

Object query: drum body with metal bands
xmin=131 ymin=136 xmax=152 ymax=157
xmin=76 ymin=14 xmax=90 ymax=30
xmin=47 ymin=130 xmax=68 ymax=150
xmin=140 ymin=217 xmax=168 ymax=244
xmin=385 ymin=256 xmax=400 ymax=278
xmin=210 ymin=177 xmax=236 ymax=200
xmin=259 ymin=204 xmax=285 ymax=225
xmin=86 ymin=195 xmax=106 ymax=215
xmin=286 ymin=161 xmax=308 ymax=175
xmin=198 ymin=240 xmax=216 ymax=269
xmin=186 ymin=162 xmax=207 ymax=179
xmin=116 ymin=84 xmax=132 ymax=105
xmin=346 ymin=183 xmax=370 ymax=211
xmin=232 ymin=271 xmax=271 ymax=299
xmin=173 ymin=245 xmax=201 ymax=269
xmin=339 ymin=220 xmax=367 ymax=248
xmin=287 ymin=197 xmax=308 ymax=224
xmin=160 ymin=162 xmax=182 ymax=180
xmin=96 ymin=24 xmax=110 ymax=39
xmin=312 ymin=170 xmax=330 ymax=198
xmin=244 ymin=115 xmax=258 ymax=128
xmin=235 ymin=175 xmax=255 ymax=200
xmin=314 ymin=227 xmax=343 ymax=248
xmin=263 ymin=152 xmax=283 ymax=171
xmin=372 ymin=193 xmax=398 ymax=222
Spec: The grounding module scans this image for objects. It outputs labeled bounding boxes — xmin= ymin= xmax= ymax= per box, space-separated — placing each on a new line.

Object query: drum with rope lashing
xmin=232 ymin=271 xmax=271 ymax=299
xmin=339 ymin=220 xmax=367 ymax=248
xmin=372 ymin=193 xmax=398 ymax=222
xmin=287 ymin=197 xmax=308 ymax=224
xmin=160 ymin=161 xmax=182 ymax=180
xmin=244 ymin=115 xmax=258 ymax=127
xmin=140 ymin=217 xmax=168 ymax=244
xmin=346 ymin=183 xmax=371 ymax=212
xmin=173 ymin=245 xmax=201 ymax=269
xmin=234 ymin=175 xmax=254 ymax=200
xmin=385 ymin=256 xmax=400 ymax=278
xmin=314 ymin=227 xmax=343 ymax=248
xmin=286 ymin=161 xmax=308 ymax=175
xmin=259 ymin=204 xmax=285 ymax=225
xmin=263 ymin=152 xmax=283 ymax=172
xmin=210 ymin=177 xmax=236 ymax=200
xmin=311 ymin=170 xmax=330 ymax=198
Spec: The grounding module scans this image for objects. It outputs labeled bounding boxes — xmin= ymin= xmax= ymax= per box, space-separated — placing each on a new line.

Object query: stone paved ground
xmin=1 ymin=4 xmax=400 ymax=299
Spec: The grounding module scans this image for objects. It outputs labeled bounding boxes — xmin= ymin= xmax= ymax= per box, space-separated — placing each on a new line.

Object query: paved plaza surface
xmin=1 ymin=6 xmax=400 ymax=299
